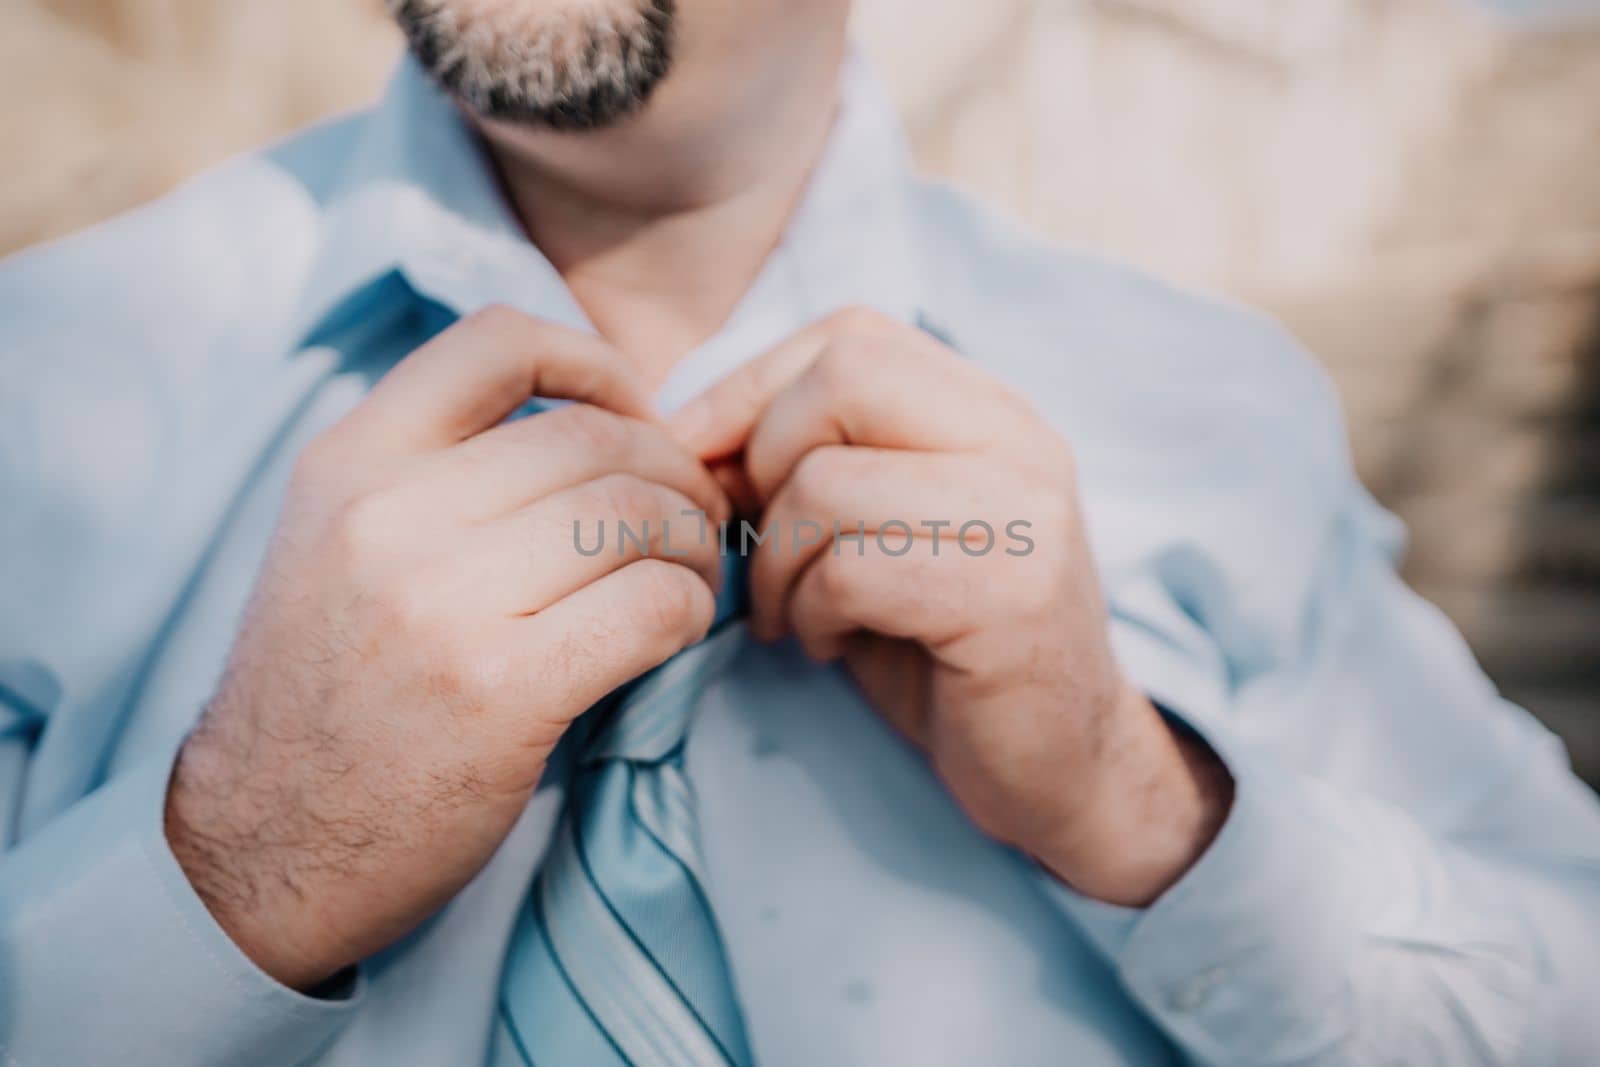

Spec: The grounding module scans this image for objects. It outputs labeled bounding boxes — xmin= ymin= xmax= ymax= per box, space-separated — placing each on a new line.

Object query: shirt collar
xmin=291 ymin=50 xmax=931 ymax=398
xmin=773 ymin=49 xmax=927 ymax=325
xmin=288 ymin=55 xmax=579 ymax=344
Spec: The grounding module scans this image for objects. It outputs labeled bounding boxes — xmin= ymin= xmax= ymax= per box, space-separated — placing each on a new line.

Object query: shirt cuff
xmin=1038 ymin=874 xmax=1141 ymax=958
xmin=0 ymin=748 xmax=362 ymax=1066
xmin=1040 ymin=725 xmax=1379 ymax=1064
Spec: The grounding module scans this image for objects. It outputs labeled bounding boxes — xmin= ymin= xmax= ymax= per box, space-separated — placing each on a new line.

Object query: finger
xmin=749 ymin=447 xmax=1027 ymax=639
xmin=454 ymin=474 xmax=723 ymax=615
xmin=744 ymin=334 xmax=1019 ymax=501
xmin=784 ymin=536 xmax=995 ymax=662
xmin=666 ymin=306 xmax=907 ymax=460
xmin=502 ymin=558 xmax=717 ymax=734
xmin=707 ymin=457 xmax=762 ymax=520
xmin=339 ymin=305 xmax=654 ymax=454
xmin=398 ymin=403 xmax=730 ymax=525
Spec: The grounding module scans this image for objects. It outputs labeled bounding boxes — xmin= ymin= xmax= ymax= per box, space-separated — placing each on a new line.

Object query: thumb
xmin=666 ymin=324 xmax=834 ymax=459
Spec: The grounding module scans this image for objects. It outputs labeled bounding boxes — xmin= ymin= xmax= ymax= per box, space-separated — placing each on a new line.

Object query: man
xmin=1 ymin=0 xmax=1596 ymax=1063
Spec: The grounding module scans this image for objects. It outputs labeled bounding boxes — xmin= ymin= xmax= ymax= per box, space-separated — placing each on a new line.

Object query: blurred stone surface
xmin=0 ymin=0 xmax=399 ymax=254
xmin=5 ymin=0 xmax=1597 ymax=778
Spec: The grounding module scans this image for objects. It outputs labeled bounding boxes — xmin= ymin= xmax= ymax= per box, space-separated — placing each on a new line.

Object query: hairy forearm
xmin=163 ymin=722 xmax=368 ymax=991
xmin=1032 ymin=687 xmax=1235 ymax=908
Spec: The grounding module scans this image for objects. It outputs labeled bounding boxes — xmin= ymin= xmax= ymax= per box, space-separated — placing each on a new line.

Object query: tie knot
xmin=711 ymin=547 xmax=750 ymax=629
xmin=582 ymin=621 xmax=746 ymax=766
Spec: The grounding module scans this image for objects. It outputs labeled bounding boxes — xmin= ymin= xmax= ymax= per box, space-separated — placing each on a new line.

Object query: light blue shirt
xmin=3 ymin=54 xmax=1599 ymax=1067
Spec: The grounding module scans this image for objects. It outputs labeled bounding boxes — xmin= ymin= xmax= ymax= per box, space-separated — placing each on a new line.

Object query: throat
xmin=531 ymin=173 xmax=808 ymax=395
xmin=476 ymin=95 xmax=839 ymax=396
xmin=554 ymin=209 xmax=777 ymax=394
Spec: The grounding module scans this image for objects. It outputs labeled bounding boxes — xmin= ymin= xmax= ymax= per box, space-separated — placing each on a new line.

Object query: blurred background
xmin=5 ymin=0 xmax=1598 ymax=782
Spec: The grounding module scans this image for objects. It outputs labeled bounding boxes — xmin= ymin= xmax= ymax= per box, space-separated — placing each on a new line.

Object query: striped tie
xmin=496 ymin=555 xmax=753 ymax=1067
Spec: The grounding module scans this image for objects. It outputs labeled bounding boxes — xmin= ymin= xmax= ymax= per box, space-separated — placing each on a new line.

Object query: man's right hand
xmin=164 ymin=306 xmax=728 ymax=991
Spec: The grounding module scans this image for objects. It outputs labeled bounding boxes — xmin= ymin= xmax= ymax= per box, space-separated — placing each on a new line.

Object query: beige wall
xmin=7 ymin=0 xmax=1598 ymax=776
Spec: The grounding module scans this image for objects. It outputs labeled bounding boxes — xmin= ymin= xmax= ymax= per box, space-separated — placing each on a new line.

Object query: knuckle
xmin=1009 ymin=412 xmax=1075 ymax=475
xmin=376 ymin=572 xmax=442 ymax=636
xmin=812 ymin=554 xmax=855 ymax=606
xmin=811 ymin=341 xmax=861 ymax=398
xmin=535 ymin=630 xmax=602 ymax=713
xmin=556 ymin=403 xmax=630 ymax=458
xmin=727 ymin=363 xmax=769 ymax=415
xmin=1011 ymin=527 xmax=1068 ymax=590
xmin=1013 ymin=558 xmax=1062 ymax=613
xmin=1023 ymin=484 xmax=1075 ymax=532
xmin=829 ymin=304 xmax=888 ymax=336
xmin=441 ymin=648 xmax=511 ymax=708
xmin=1001 ymin=519 xmax=1072 ymax=605
xmin=788 ymin=448 xmax=841 ymax=510
xmin=592 ymin=472 xmax=663 ymax=526
xmin=463 ymin=302 xmax=528 ymax=337
xmin=630 ymin=559 xmax=713 ymax=636
xmin=329 ymin=491 xmax=399 ymax=559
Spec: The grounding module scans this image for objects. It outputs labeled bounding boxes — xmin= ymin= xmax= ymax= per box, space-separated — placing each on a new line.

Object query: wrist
xmin=164 ymin=734 xmax=350 ymax=992
xmin=1033 ymin=684 xmax=1234 ymax=907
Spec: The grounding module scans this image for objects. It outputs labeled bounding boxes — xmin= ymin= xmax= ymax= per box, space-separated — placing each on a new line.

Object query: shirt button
xmin=1167 ymin=966 xmax=1228 ymax=1014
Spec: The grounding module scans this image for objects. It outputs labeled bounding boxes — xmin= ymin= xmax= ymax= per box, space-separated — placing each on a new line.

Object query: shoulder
xmin=0 ymin=106 xmax=369 ymax=469
xmin=0 ymin=107 xmax=369 ymax=431
xmin=907 ymin=177 xmax=1352 ymax=503
xmin=0 ymin=112 xmax=370 ymax=654
xmin=908 ymin=178 xmax=1341 ymax=421
xmin=904 ymin=179 xmax=1372 ymax=661
xmin=0 ymin=110 xmax=363 ymax=354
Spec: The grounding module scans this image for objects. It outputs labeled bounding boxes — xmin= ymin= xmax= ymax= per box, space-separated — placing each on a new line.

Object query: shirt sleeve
xmin=0 ymin=728 xmax=363 ymax=1066
xmin=1044 ymin=480 xmax=1600 ymax=1066
xmin=0 ymin=146 xmax=374 ymax=1064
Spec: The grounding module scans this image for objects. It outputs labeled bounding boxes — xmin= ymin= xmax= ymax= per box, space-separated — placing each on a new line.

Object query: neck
xmin=474 ymin=40 xmax=847 ymax=393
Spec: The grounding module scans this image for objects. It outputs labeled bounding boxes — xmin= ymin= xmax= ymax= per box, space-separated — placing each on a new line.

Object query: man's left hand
xmin=669 ymin=307 xmax=1232 ymax=907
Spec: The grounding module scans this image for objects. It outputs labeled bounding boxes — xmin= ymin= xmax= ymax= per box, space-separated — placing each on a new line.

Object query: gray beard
xmin=387 ymin=0 xmax=675 ymax=130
